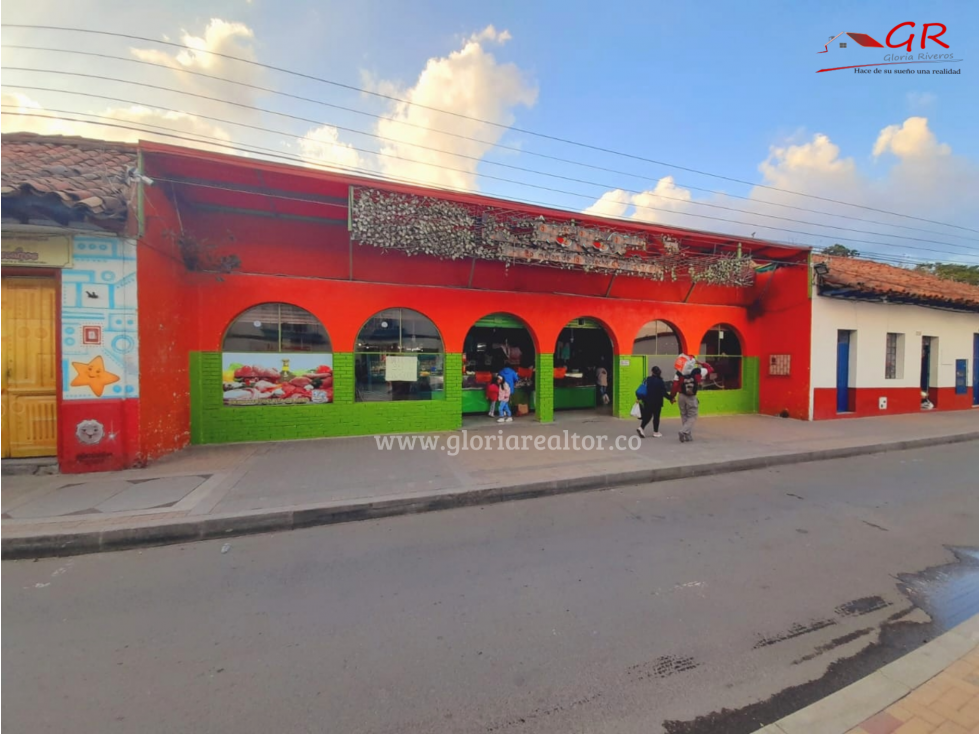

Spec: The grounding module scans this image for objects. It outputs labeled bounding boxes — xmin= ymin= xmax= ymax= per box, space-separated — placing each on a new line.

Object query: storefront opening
xmin=463 ymin=313 xmax=536 ymax=415
xmin=554 ymin=318 xmax=613 ymax=410
xmin=355 ymin=308 xmax=444 ymax=401
xmin=699 ymin=324 xmax=742 ymax=390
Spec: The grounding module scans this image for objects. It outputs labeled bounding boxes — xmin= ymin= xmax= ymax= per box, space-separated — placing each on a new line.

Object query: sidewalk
xmin=756 ymin=613 xmax=979 ymax=734
xmin=3 ymin=410 xmax=977 ymax=558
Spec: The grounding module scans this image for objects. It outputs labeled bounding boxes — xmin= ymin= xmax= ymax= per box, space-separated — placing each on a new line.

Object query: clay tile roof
xmin=816 ymin=254 xmax=979 ymax=311
xmin=1 ymin=133 xmax=138 ymax=222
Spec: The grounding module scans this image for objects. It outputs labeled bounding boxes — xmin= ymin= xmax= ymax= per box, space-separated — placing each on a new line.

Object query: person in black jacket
xmin=637 ymin=365 xmax=671 ymax=438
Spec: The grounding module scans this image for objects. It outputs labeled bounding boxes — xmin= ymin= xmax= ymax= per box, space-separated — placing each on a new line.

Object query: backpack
xmin=681 ymin=373 xmax=698 ymax=396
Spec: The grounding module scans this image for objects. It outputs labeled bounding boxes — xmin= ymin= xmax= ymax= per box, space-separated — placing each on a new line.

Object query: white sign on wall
xmin=385 ymin=355 xmax=418 ymax=382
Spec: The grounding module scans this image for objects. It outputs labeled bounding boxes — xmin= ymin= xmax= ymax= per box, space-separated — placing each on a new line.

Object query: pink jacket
xmin=499 ymin=382 xmax=511 ymax=402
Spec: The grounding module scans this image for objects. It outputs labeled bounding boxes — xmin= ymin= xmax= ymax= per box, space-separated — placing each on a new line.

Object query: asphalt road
xmin=3 ymin=442 xmax=978 ymax=734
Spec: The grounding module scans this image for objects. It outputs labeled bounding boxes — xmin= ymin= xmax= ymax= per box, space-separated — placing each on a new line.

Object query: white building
xmin=809 ymin=256 xmax=979 ymax=419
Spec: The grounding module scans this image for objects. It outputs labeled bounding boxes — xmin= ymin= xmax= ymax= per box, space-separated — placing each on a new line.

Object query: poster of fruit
xmin=222 ymin=353 xmax=333 ymax=406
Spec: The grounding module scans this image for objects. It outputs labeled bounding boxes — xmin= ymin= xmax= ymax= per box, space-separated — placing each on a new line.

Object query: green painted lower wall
xmin=613 ymin=355 xmax=760 ymax=419
xmin=536 ymin=353 xmax=554 ymax=423
xmin=190 ymin=352 xmax=759 ymax=445
xmin=191 ymin=351 xmax=464 ymax=444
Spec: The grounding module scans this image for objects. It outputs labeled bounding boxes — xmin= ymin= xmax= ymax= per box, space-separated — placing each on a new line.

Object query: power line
xmin=5 ymin=69 xmax=978 ymax=255
xmin=4 ymin=23 xmax=978 ymax=236
xmin=6 ymin=44 xmax=977 ymax=245
xmin=7 ymin=107 xmax=978 ymax=272
xmin=5 ymin=109 xmax=974 ymax=291
xmin=5 ymin=78 xmax=976 ymax=263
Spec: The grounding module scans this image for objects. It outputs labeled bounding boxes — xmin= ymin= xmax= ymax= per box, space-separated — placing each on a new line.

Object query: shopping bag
xmin=629 ymin=402 xmax=642 ymax=419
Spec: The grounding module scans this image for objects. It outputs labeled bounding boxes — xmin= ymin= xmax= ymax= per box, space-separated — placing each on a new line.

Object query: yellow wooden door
xmin=1 ymin=277 xmax=58 ymax=458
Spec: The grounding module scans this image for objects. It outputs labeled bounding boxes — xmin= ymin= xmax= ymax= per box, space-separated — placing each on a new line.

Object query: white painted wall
xmin=809 ymin=294 xmax=979 ymax=418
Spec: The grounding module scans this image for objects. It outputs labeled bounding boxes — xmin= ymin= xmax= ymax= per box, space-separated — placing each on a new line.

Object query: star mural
xmin=70 ymin=355 xmax=120 ymax=398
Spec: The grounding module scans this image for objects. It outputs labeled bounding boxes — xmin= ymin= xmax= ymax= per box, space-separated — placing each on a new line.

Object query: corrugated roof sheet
xmin=1 ymin=134 xmax=138 ymax=223
xmin=817 ymin=254 xmax=979 ymax=310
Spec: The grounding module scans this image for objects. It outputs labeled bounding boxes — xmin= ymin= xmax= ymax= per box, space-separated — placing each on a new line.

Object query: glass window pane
xmin=223 ymin=303 xmax=330 ymax=353
xmin=279 ymin=304 xmax=331 ymax=353
xmin=401 ymin=310 xmax=442 ymax=353
xmin=354 ymin=352 xmax=444 ymax=401
xmin=223 ymin=304 xmax=284 ymax=353
xmin=354 ymin=309 xmax=444 ymax=402
xmin=634 ymin=320 xmax=681 ymax=355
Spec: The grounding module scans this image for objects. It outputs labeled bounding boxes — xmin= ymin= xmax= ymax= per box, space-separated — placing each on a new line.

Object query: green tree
xmin=822 ymin=244 xmax=859 ymax=258
xmin=914 ymin=262 xmax=979 ymax=286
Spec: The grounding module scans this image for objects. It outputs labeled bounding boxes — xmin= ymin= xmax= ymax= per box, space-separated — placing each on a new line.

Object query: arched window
xmin=355 ymin=308 xmax=444 ymax=401
xmin=222 ymin=304 xmax=333 ymax=406
xmin=699 ymin=324 xmax=742 ymax=390
xmin=633 ymin=320 xmax=681 ymax=356
xmin=634 ymin=319 xmax=683 ymax=377
xmin=223 ymin=303 xmax=331 ymax=353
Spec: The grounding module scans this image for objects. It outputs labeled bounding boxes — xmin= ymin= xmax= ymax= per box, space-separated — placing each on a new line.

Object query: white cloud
xmin=131 ymin=19 xmax=255 ymax=75
xmin=582 ymin=177 xmax=696 ymax=224
xmin=582 ymin=189 xmax=632 ymax=219
xmin=298 ymin=124 xmax=364 ymax=171
xmin=872 ymin=116 xmax=950 ymax=159
xmin=1 ymin=92 xmax=234 ymax=153
xmin=582 ymin=117 xmax=978 ymax=263
xmin=369 ymin=25 xmax=538 ymax=191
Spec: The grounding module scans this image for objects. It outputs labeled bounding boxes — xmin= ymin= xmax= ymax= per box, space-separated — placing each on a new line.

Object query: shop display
xmin=222 ymin=353 xmax=333 ymax=406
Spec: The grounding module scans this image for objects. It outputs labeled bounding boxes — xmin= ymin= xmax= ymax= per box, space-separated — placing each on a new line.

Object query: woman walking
xmin=636 ymin=365 xmax=671 ymax=438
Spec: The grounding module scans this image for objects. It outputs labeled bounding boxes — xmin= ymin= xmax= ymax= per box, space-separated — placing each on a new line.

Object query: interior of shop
xmin=355 ymin=308 xmax=445 ymax=401
xmin=462 ymin=314 xmax=536 ymax=415
xmin=553 ymin=318 xmax=614 ymax=411
xmin=698 ymin=324 xmax=742 ymax=390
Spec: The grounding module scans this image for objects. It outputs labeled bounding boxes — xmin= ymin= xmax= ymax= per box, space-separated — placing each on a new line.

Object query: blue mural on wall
xmin=61 ymin=236 xmax=139 ymax=400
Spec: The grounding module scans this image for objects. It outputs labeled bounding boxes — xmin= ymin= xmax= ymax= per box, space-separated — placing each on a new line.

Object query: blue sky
xmin=3 ymin=0 xmax=977 ymax=263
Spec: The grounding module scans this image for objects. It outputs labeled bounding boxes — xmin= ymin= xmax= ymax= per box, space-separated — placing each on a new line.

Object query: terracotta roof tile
xmin=816 ymin=254 xmax=979 ymax=310
xmin=1 ymin=133 xmax=138 ymax=222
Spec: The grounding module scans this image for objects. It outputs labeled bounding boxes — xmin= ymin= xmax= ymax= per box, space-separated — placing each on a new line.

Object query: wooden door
xmin=1 ymin=277 xmax=58 ymax=458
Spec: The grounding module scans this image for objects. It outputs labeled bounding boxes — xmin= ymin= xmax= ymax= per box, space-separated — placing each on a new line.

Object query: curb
xmin=753 ymin=613 xmax=979 ymax=734
xmin=4 ymin=431 xmax=978 ymax=560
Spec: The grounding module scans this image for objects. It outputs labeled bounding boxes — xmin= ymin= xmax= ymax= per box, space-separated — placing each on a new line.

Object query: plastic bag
xmin=630 ymin=402 xmax=642 ymax=419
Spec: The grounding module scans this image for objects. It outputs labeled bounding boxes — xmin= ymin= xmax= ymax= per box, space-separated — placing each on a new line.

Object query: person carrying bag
xmin=635 ymin=366 xmax=670 ymax=438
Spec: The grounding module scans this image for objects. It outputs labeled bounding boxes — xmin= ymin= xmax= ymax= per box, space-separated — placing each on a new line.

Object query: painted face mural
xmin=75 ymin=419 xmax=105 ymax=445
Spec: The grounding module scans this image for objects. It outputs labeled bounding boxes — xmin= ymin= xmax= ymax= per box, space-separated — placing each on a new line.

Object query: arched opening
xmin=554 ymin=317 xmax=614 ymax=412
xmin=355 ymin=308 xmax=444 ymax=401
xmin=699 ymin=324 xmax=743 ymax=390
xmin=633 ymin=319 xmax=684 ymax=377
xmin=221 ymin=303 xmax=334 ymax=405
xmin=463 ymin=313 xmax=537 ymax=417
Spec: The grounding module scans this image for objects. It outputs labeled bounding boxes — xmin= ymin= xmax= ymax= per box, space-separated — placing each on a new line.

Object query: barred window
xmin=885 ymin=333 xmax=904 ymax=380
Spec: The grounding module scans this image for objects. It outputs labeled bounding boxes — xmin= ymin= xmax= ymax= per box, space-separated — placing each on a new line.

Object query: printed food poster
xmin=222 ymin=353 xmax=333 ymax=406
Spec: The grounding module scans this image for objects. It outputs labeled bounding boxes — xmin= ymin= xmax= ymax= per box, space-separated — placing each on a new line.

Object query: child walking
xmin=496 ymin=375 xmax=513 ymax=423
xmin=486 ymin=376 xmax=500 ymax=418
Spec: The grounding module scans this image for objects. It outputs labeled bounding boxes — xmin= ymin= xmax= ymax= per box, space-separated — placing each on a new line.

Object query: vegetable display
xmin=222 ymin=357 xmax=333 ymax=405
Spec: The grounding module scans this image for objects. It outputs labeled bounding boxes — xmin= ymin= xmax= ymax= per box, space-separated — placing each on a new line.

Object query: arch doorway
xmin=554 ymin=317 xmax=614 ymax=411
xmin=463 ymin=313 xmax=537 ymax=416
